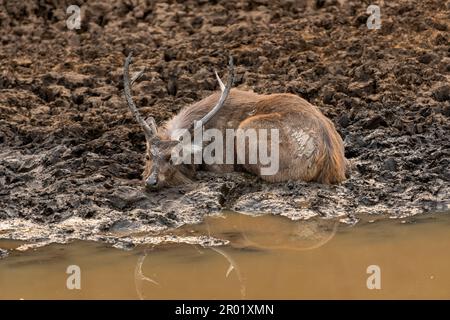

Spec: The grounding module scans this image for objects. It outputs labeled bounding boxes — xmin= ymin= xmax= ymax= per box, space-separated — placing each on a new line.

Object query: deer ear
xmin=145 ymin=117 xmax=158 ymax=132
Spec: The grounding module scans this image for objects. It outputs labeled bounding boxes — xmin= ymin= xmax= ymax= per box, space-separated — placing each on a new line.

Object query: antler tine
xmin=214 ymin=70 xmax=226 ymax=92
xmin=123 ymin=52 xmax=157 ymax=140
xmin=195 ymin=56 xmax=234 ymax=128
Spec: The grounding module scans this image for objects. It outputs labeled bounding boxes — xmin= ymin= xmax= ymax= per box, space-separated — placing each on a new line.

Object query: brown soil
xmin=0 ymin=0 xmax=449 ymax=248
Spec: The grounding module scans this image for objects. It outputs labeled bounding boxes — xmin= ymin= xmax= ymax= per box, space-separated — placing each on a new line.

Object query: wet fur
xmin=146 ymin=89 xmax=348 ymax=185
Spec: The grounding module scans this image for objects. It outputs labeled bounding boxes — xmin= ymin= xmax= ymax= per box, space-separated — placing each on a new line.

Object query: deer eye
xmin=166 ymin=155 xmax=174 ymax=165
xmin=145 ymin=154 xmax=150 ymax=160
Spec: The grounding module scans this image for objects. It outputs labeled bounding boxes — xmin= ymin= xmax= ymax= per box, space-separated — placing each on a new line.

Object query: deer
xmin=123 ymin=53 xmax=349 ymax=190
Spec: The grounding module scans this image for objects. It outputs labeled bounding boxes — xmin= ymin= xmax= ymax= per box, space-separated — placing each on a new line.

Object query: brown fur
xmin=143 ymin=89 xmax=348 ymax=187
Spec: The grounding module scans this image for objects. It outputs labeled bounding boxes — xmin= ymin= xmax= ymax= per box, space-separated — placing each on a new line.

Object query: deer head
xmin=123 ymin=53 xmax=234 ymax=190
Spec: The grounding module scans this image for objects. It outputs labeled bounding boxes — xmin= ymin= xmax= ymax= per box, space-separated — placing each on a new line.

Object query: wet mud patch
xmin=0 ymin=0 xmax=449 ymax=248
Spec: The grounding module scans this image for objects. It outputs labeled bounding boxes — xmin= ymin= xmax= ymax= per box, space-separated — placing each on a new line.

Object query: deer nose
xmin=146 ymin=175 xmax=158 ymax=188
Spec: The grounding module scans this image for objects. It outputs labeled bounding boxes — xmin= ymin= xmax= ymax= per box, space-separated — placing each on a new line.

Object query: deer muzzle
xmin=145 ymin=172 xmax=158 ymax=189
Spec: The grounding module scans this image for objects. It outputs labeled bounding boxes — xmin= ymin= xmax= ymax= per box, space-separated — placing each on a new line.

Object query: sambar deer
xmin=123 ymin=53 xmax=348 ymax=190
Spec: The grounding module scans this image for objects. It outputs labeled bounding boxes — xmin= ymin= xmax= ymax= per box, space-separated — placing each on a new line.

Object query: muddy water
xmin=0 ymin=212 xmax=449 ymax=300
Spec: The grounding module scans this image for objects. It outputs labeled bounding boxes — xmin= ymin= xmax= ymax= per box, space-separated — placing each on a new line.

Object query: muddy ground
xmin=0 ymin=0 xmax=449 ymax=249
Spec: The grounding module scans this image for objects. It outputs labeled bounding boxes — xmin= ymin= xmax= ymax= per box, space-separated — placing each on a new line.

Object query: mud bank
xmin=0 ymin=0 xmax=449 ymax=248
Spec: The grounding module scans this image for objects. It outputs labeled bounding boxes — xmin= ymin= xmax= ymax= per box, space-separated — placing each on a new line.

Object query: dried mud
xmin=0 ymin=0 xmax=449 ymax=249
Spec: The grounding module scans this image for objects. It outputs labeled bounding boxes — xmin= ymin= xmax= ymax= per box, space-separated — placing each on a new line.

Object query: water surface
xmin=0 ymin=212 xmax=449 ymax=299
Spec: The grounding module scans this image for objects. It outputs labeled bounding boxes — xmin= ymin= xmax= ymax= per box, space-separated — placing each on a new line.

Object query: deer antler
xmin=123 ymin=52 xmax=158 ymax=140
xmin=194 ymin=56 xmax=235 ymax=129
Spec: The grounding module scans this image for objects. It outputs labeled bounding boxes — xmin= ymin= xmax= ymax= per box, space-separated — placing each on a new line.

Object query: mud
xmin=0 ymin=0 xmax=449 ymax=248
